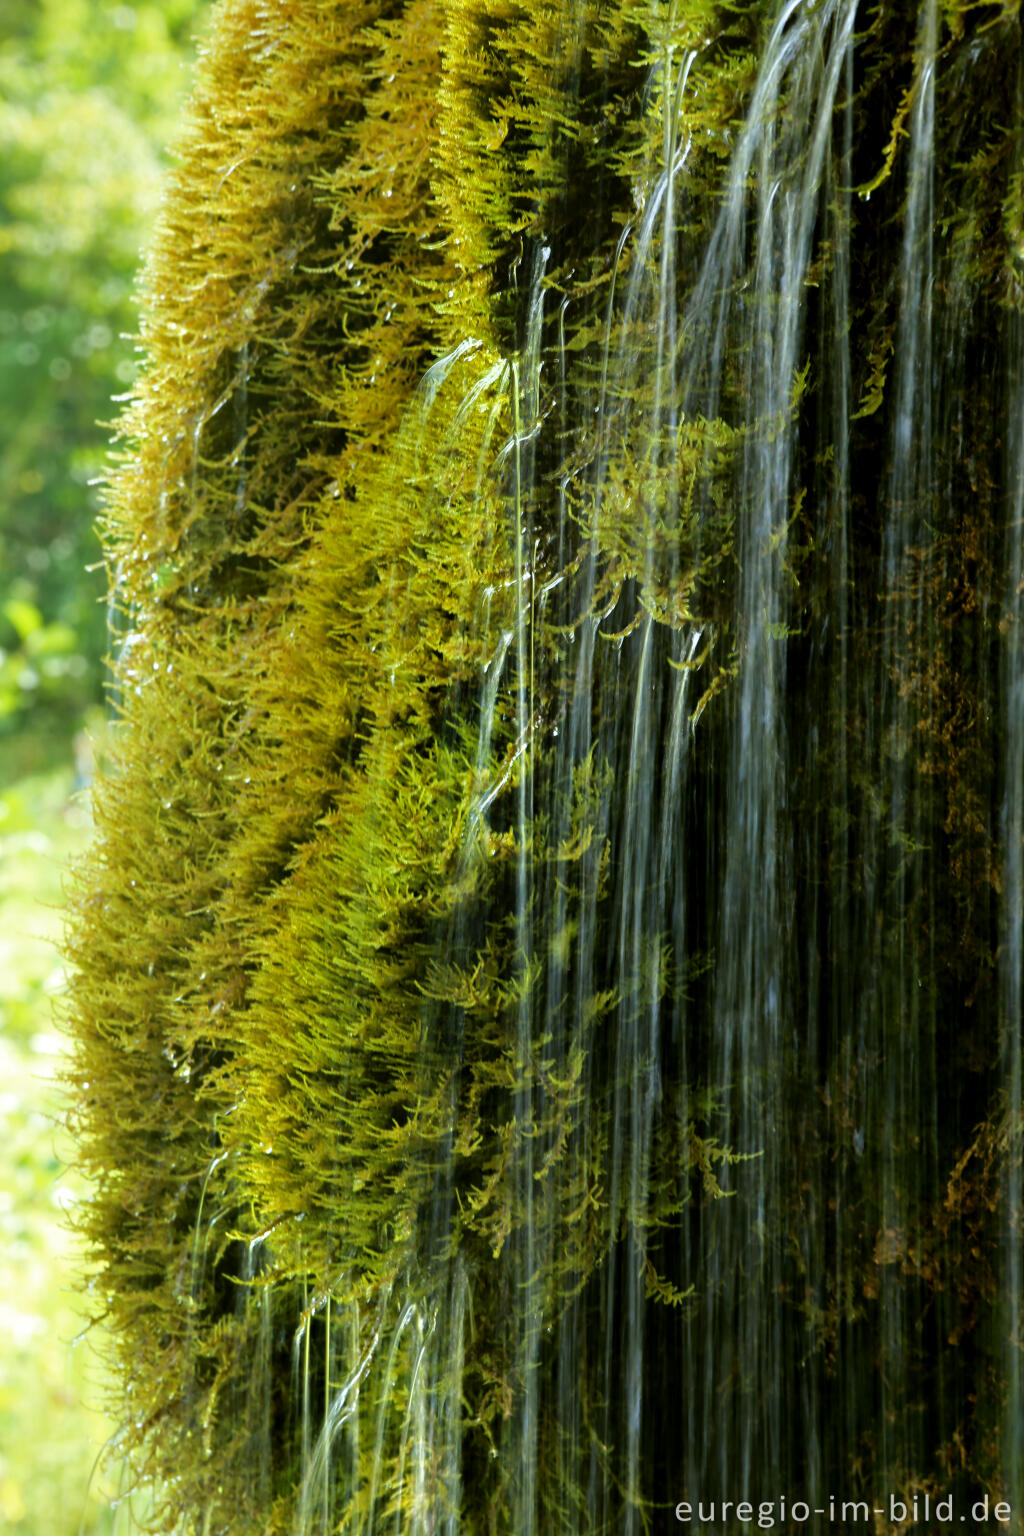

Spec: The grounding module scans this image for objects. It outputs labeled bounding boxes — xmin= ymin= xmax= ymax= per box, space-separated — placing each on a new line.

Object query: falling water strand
xmin=876 ymin=0 xmax=937 ymax=1495
xmin=673 ymin=0 xmax=857 ymax=1509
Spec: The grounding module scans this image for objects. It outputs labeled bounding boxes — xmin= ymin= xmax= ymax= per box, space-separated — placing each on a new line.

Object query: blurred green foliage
xmin=0 ymin=4 xmax=205 ymax=1531
xmin=0 ymin=751 xmax=108 ymax=1535
xmin=0 ymin=0 xmax=205 ymax=745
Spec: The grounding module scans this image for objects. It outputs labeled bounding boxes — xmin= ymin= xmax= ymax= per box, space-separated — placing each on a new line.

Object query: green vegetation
xmin=0 ymin=2 xmax=205 ymax=1531
xmin=0 ymin=745 xmax=114 ymax=1536
xmin=0 ymin=0 xmax=204 ymax=744
xmin=65 ymin=0 xmax=1024 ymax=1531
xmin=67 ymin=3 xmax=762 ymax=1524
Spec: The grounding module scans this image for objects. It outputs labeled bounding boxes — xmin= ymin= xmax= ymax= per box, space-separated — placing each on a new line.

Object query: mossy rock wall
xmin=69 ymin=0 xmax=1024 ymax=1531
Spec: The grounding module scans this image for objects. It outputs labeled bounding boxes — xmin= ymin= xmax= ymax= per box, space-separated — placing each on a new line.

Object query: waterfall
xmin=68 ymin=1 xmax=1024 ymax=1532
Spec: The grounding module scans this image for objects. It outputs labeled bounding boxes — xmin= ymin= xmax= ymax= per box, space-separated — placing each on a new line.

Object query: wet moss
xmin=69 ymin=0 xmax=1024 ymax=1530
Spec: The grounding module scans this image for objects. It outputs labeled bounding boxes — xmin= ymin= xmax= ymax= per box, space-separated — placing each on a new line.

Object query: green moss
xmin=68 ymin=0 xmax=1024 ymax=1529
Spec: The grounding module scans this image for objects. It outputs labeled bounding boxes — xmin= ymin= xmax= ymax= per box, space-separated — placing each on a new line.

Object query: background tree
xmin=0 ymin=0 xmax=204 ymax=753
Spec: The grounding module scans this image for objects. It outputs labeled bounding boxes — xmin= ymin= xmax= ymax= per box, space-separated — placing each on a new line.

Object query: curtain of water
xmin=690 ymin=2 xmax=856 ymax=1509
xmin=232 ymin=0 xmax=1018 ymax=1523
xmin=444 ymin=0 xmax=861 ymax=1521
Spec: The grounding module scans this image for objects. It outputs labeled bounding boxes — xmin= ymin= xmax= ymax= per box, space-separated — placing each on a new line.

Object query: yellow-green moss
xmin=68 ymin=0 xmax=1024 ymax=1529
